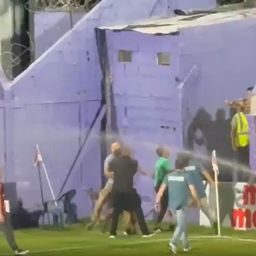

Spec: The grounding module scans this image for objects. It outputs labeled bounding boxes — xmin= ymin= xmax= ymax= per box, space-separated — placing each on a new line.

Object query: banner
xmin=232 ymin=183 xmax=256 ymax=230
xmin=200 ymin=182 xmax=256 ymax=230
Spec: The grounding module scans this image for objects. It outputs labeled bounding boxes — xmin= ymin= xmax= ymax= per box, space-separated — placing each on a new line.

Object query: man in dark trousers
xmin=0 ymin=170 xmax=29 ymax=255
xmin=153 ymin=146 xmax=174 ymax=232
xmin=106 ymin=146 xmax=153 ymax=238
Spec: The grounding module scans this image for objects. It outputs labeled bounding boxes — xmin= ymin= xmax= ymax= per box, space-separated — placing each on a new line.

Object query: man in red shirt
xmin=0 ymin=169 xmax=29 ymax=255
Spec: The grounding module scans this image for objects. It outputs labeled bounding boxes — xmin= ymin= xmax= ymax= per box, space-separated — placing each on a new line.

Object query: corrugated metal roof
xmin=99 ymin=8 xmax=256 ymax=35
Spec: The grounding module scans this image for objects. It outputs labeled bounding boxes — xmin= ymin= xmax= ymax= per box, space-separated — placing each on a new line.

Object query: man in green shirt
xmin=153 ymin=146 xmax=173 ymax=231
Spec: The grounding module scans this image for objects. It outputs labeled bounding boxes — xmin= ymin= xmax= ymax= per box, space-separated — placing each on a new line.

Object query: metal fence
xmin=34 ymin=0 xmax=101 ymax=11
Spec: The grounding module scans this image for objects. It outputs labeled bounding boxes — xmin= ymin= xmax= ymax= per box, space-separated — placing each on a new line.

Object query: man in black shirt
xmin=106 ymin=146 xmax=153 ymax=238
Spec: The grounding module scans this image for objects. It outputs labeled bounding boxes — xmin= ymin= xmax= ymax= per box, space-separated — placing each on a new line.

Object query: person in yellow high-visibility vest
xmin=231 ymin=104 xmax=249 ymax=169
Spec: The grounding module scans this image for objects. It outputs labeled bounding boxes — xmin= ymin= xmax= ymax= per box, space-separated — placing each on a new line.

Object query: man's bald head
xmin=111 ymin=142 xmax=121 ymax=152
xmin=111 ymin=142 xmax=122 ymax=156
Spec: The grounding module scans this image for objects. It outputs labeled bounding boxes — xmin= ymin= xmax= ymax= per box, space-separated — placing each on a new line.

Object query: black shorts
xmin=237 ymin=146 xmax=249 ymax=167
xmin=112 ymin=191 xmax=141 ymax=212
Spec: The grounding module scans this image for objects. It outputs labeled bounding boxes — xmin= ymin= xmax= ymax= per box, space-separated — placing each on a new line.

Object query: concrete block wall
xmin=106 ymin=31 xmax=182 ymax=175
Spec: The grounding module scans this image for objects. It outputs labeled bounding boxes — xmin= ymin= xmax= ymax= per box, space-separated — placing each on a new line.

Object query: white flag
xmin=33 ymin=144 xmax=43 ymax=167
xmin=211 ymin=150 xmax=219 ymax=175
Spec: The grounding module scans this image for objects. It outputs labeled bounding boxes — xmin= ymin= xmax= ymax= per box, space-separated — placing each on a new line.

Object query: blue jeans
xmin=170 ymin=208 xmax=189 ymax=248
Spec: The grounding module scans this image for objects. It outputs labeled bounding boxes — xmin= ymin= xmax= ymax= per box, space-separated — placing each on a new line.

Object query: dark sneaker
xmin=14 ymin=249 xmax=29 ymax=255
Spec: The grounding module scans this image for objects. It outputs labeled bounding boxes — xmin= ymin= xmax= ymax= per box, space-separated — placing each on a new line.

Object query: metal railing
xmin=34 ymin=0 xmax=101 ymax=11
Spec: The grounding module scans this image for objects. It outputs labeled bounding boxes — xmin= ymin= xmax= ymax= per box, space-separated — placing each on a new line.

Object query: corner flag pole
xmin=212 ymin=150 xmax=221 ymax=237
xmin=34 ymin=144 xmax=57 ymax=207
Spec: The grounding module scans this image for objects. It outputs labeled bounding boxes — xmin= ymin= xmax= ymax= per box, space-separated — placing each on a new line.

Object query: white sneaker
xmin=153 ymin=227 xmax=162 ymax=233
xmin=14 ymin=249 xmax=30 ymax=255
xmin=109 ymin=235 xmax=116 ymax=239
xmin=169 ymin=243 xmax=177 ymax=254
xmin=153 ymin=228 xmax=162 ymax=234
xmin=183 ymin=246 xmax=191 ymax=252
xmin=142 ymin=233 xmax=155 ymax=238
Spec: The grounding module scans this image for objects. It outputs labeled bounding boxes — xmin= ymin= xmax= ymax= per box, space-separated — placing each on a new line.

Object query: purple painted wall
xmin=180 ymin=18 xmax=256 ymax=176
xmin=104 ymin=14 xmax=256 ymax=185
xmin=106 ymin=31 xmax=183 ymax=213
xmin=34 ymin=12 xmax=85 ymax=58
xmin=171 ymin=0 xmax=217 ymax=10
xmin=180 ymin=19 xmax=256 ymax=118
xmin=0 ymin=0 xmax=219 ymax=220
xmin=33 ymin=0 xmax=168 ymax=58
xmin=0 ymin=0 xmax=181 ymax=219
xmin=33 ymin=0 xmax=217 ymax=58
xmin=248 ymin=115 xmax=256 ymax=171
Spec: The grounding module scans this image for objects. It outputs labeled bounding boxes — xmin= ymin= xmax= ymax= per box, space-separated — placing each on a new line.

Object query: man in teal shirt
xmin=156 ymin=153 xmax=200 ymax=254
xmin=155 ymin=153 xmax=200 ymax=254
xmin=183 ymin=155 xmax=217 ymax=233
xmin=154 ymin=147 xmax=173 ymax=231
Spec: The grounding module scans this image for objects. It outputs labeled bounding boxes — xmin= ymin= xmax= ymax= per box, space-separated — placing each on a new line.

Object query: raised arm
xmin=137 ymin=165 xmax=151 ymax=176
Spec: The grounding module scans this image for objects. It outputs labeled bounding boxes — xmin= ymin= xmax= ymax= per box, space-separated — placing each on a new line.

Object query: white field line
xmin=1 ymin=235 xmax=255 ymax=255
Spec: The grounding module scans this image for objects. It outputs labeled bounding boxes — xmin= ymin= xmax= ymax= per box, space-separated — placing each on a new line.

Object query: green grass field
xmin=1 ymin=223 xmax=256 ymax=255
